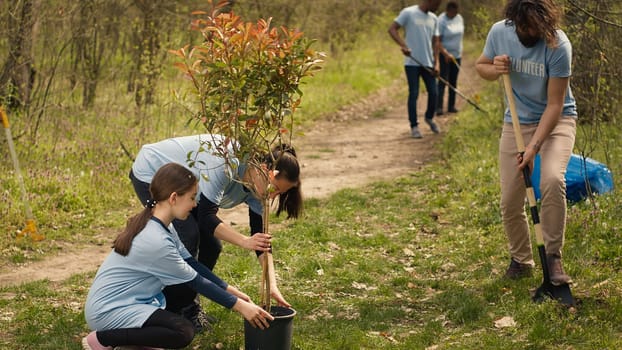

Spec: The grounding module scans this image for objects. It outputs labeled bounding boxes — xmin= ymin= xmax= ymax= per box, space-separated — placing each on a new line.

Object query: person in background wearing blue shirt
xmin=130 ymin=134 xmax=301 ymax=332
xmin=83 ymin=163 xmax=273 ymax=350
xmin=389 ymin=0 xmax=443 ymax=139
xmin=436 ymin=1 xmax=464 ymax=115
xmin=475 ymin=0 xmax=577 ymax=285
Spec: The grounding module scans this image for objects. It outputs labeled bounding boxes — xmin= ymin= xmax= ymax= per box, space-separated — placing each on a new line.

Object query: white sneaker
xmin=425 ymin=118 xmax=440 ymax=134
xmin=411 ymin=126 xmax=423 ymax=139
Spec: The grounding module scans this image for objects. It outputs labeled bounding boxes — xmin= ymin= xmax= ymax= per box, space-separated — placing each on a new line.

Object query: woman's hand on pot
xmin=245 ymin=233 xmax=272 ymax=252
xmin=234 ymin=299 xmax=274 ymax=329
xmin=271 ymin=287 xmax=291 ymax=308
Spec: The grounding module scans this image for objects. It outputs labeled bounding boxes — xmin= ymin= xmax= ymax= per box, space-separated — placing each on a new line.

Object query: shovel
xmin=449 ymin=56 xmax=481 ymax=105
xmin=407 ymin=52 xmax=487 ymax=114
xmin=1 ymin=106 xmax=44 ymax=241
xmin=502 ymin=75 xmax=574 ymax=306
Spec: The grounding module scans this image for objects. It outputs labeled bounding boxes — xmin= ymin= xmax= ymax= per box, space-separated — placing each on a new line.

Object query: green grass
xmin=2 ymin=20 xmax=622 ymax=350
xmin=2 ymin=88 xmax=621 ymax=348
xmin=295 ymin=20 xmax=404 ymax=129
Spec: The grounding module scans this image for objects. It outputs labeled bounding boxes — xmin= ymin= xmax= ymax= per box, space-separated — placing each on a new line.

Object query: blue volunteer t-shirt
xmin=394 ymin=5 xmax=439 ymax=67
xmin=132 ymin=134 xmax=263 ymax=215
xmin=438 ymin=13 xmax=464 ymax=59
xmin=482 ymin=20 xmax=578 ymax=124
xmin=84 ymin=220 xmax=197 ymax=330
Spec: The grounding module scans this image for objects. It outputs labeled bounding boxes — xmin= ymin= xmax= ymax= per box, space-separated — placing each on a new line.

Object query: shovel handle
xmin=502 ymin=75 xmax=525 ymax=152
xmin=408 ymin=53 xmax=487 ymax=113
xmin=451 ymin=56 xmax=461 ymax=70
xmin=502 ymin=74 xmax=544 ymax=246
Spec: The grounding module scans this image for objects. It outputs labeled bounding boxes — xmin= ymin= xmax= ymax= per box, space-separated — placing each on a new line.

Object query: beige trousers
xmin=499 ymin=118 xmax=577 ymax=265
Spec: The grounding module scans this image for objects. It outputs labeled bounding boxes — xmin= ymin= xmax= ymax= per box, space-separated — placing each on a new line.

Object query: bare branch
xmin=567 ymin=0 xmax=622 ymax=29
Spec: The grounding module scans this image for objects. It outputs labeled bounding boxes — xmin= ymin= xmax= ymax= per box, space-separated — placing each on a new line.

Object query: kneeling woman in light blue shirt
xmin=83 ymin=163 xmax=272 ymax=350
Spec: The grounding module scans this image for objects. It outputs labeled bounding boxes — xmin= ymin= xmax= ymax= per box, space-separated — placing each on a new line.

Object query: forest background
xmin=1 ymin=0 xmax=619 ymax=233
xmin=1 ymin=0 xmax=621 ymax=349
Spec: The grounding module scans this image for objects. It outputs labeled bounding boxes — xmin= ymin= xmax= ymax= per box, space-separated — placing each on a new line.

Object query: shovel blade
xmin=532 ymin=281 xmax=574 ymax=306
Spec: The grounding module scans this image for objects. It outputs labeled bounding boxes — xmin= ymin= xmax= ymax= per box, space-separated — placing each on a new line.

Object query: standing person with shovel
xmin=475 ymin=0 xmax=577 ymax=286
xmin=388 ymin=0 xmax=443 ymax=139
xmin=436 ymin=1 xmax=464 ymax=116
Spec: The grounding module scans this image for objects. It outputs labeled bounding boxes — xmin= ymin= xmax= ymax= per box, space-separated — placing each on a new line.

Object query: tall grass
xmin=297 ymin=22 xmax=404 ymax=124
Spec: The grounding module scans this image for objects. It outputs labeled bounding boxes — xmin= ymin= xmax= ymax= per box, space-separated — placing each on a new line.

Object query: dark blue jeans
xmin=405 ymin=65 xmax=437 ymax=128
xmin=437 ymin=57 xmax=461 ymax=112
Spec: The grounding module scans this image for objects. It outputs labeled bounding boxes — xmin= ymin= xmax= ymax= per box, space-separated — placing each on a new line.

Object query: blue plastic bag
xmin=531 ymin=153 xmax=614 ymax=202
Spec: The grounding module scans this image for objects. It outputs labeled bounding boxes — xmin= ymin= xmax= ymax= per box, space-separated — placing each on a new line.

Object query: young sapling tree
xmin=170 ymin=0 xmax=323 ymax=310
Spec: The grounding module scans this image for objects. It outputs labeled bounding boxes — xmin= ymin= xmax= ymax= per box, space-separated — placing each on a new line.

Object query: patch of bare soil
xmin=0 ymin=56 xmax=482 ymax=288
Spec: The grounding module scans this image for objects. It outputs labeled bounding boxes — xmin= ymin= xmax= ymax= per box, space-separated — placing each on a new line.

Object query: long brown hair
xmin=263 ymin=144 xmax=302 ymax=219
xmin=113 ymin=163 xmax=197 ymax=255
xmin=504 ymin=0 xmax=561 ymax=48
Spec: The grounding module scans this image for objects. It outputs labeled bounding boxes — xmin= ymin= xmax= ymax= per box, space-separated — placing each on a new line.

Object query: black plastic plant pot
xmin=244 ymin=306 xmax=296 ymax=350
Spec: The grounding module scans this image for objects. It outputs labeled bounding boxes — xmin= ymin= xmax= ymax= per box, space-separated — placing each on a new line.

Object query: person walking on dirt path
xmin=83 ymin=163 xmax=273 ymax=350
xmin=475 ymin=0 xmax=577 ymax=285
xmin=436 ymin=1 xmax=464 ymax=116
xmin=129 ymin=134 xmax=301 ymax=333
xmin=388 ymin=0 xmax=442 ymax=139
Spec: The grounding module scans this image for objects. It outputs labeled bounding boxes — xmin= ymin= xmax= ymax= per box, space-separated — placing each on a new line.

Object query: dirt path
xmin=0 ymin=57 xmax=481 ymax=288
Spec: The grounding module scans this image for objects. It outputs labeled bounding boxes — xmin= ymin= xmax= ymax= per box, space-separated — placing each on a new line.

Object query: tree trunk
xmin=260 ymin=196 xmax=272 ymax=310
xmin=68 ymin=0 xmax=107 ymax=109
xmin=0 ymin=0 xmax=36 ymax=111
xmin=132 ymin=0 xmax=164 ymax=107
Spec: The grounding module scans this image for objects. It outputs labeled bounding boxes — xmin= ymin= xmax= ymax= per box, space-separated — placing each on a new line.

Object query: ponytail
xmin=264 ymin=144 xmax=303 ymax=219
xmin=113 ymin=207 xmax=153 ymax=255
xmin=276 ymin=180 xmax=302 ymax=219
xmin=113 ymin=163 xmax=197 ymax=256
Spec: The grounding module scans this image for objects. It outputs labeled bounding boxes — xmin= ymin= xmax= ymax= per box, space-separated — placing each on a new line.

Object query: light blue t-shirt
xmin=394 ymin=5 xmax=439 ymax=67
xmin=132 ymin=134 xmax=263 ymax=215
xmin=438 ymin=13 xmax=464 ymax=58
xmin=84 ymin=220 xmax=197 ymax=330
xmin=482 ymin=20 xmax=578 ymax=124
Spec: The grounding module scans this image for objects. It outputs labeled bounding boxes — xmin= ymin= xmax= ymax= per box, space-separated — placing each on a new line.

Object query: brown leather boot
xmin=547 ymin=254 xmax=572 ymax=286
xmin=504 ymin=258 xmax=534 ymax=279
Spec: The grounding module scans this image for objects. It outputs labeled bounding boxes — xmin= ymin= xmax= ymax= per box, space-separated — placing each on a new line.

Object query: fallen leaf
xmin=352 ymin=281 xmax=377 ymax=291
xmin=367 ymin=331 xmax=398 ymax=343
xmin=592 ymin=279 xmax=609 ymax=289
xmin=403 ymin=247 xmax=415 ymax=256
xmin=441 ymin=262 xmax=456 ymax=271
xmin=494 ymin=316 xmax=516 ymax=328
xmin=379 ymin=332 xmax=397 ymax=343
xmin=328 ymin=242 xmax=340 ymax=250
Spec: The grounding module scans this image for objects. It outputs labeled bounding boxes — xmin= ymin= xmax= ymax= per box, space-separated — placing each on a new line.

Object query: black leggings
xmin=96 ymin=309 xmax=194 ymax=348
